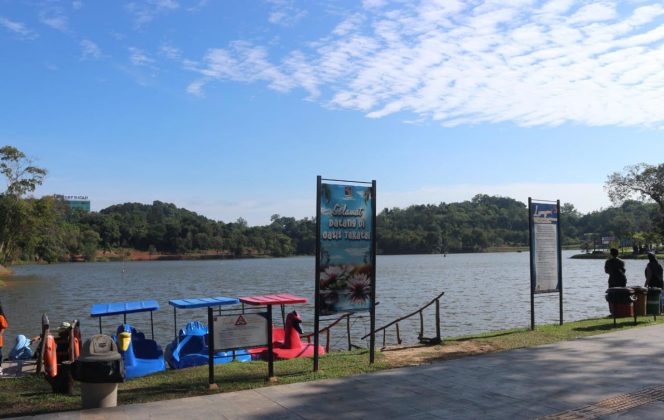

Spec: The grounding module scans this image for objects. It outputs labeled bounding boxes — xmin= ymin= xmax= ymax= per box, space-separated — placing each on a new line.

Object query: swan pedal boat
xmin=251 ymin=311 xmax=325 ymax=360
xmin=116 ymin=324 xmax=166 ymax=379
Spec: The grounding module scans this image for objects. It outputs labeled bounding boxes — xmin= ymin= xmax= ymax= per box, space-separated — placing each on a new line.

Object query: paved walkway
xmin=14 ymin=324 xmax=664 ymax=419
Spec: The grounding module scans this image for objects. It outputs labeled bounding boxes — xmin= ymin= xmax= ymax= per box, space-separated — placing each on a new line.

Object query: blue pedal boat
xmin=90 ymin=300 xmax=166 ymax=379
xmin=165 ymin=297 xmax=251 ymax=369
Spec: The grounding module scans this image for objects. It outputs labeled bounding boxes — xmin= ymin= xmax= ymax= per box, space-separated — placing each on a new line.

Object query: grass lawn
xmin=2 ymin=315 xmax=662 ymax=418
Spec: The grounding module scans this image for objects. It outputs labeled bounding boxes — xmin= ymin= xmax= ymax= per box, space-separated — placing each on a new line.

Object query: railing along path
xmin=361 ymin=290 xmax=445 ymax=349
xmin=302 ymin=312 xmax=361 ymax=353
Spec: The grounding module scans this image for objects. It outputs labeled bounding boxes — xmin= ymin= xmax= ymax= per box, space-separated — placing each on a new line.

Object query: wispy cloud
xmin=126 ymin=0 xmax=179 ymax=27
xmin=0 ymin=16 xmax=37 ymax=39
xmin=186 ymin=0 xmax=208 ymax=13
xmin=267 ymin=0 xmax=307 ymax=26
xmin=185 ymin=1 xmax=664 ymax=128
xmin=129 ymin=47 xmax=154 ymax=66
xmin=80 ymin=39 xmax=101 ymax=60
xmin=185 ymin=41 xmax=296 ymax=96
xmin=39 ymin=7 xmax=69 ymax=32
xmin=159 ymin=43 xmax=181 ymax=60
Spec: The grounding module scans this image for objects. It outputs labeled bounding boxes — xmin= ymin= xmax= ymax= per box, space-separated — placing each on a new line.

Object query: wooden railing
xmin=302 ymin=313 xmax=359 ymax=353
xmin=361 ymin=291 xmax=445 ymax=349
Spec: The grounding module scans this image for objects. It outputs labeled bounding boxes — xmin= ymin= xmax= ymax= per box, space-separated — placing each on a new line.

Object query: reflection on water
xmin=1 ymin=251 xmax=647 ymax=350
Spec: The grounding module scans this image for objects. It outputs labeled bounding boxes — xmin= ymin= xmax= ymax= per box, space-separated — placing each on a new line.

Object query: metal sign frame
xmin=314 ymin=176 xmax=377 ymax=370
xmin=529 ymin=197 xmax=563 ymax=330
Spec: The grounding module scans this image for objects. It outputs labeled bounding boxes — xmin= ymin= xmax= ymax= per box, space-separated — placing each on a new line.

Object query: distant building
xmin=56 ymin=195 xmax=91 ymax=212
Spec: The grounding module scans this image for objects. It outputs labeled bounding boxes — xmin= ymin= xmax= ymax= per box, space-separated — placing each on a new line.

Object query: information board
xmin=212 ymin=313 xmax=268 ymax=351
xmin=318 ymin=182 xmax=375 ymax=315
xmin=530 ymin=201 xmax=561 ymax=293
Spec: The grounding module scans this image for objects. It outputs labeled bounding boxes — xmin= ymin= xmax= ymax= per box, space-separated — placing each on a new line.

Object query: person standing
xmin=644 ymin=252 xmax=664 ymax=289
xmin=0 ymin=302 xmax=7 ymax=376
xmin=605 ymin=248 xmax=627 ymax=288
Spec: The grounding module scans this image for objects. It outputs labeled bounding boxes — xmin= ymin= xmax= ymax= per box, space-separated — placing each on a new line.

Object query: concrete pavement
xmin=15 ymin=323 xmax=664 ymax=419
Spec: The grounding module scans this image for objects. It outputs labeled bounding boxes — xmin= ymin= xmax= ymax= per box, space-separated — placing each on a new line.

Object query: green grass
xmin=2 ymin=316 xmax=663 ymax=418
xmin=452 ymin=316 xmax=664 ymax=348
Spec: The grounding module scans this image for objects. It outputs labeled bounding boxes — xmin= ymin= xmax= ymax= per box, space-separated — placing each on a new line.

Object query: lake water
xmin=0 ymin=252 xmax=649 ymax=350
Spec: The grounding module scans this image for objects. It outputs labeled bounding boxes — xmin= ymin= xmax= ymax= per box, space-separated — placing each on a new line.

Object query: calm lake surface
xmin=1 ymin=252 xmax=649 ymax=350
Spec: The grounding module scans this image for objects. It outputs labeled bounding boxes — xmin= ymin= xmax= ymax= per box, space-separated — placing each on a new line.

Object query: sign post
xmin=529 ymin=198 xmax=563 ymax=329
xmin=315 ymin=177 xmax=376 ymax=369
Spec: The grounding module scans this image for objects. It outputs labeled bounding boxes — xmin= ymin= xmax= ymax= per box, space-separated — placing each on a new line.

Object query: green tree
xmin=80 ymin=228 xmax=100 ymax=262
xmin=606 ymin=163 xmax=664 ymax=211
xmin=0 ymin=146 xmax=47 ymax=265
xmin=606 ymin=163 xmax=664 ymax=235
xmin=0 ymin=146 xmax=47 ymax=197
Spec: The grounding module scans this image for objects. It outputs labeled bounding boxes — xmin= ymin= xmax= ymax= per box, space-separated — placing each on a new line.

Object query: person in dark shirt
xmin=644 ymin=252 xmax=664 ymax=289
xmin=605 ymin=248 xmax=627 ymax=288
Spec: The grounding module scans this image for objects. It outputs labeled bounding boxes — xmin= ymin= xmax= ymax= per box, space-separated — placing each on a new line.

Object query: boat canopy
xmin=168 ymin=296 xmax=241 ymax=341
xmin=168 ymin=297 xmax=239 ymax=309
xmin=91 ymin=299 xmax=160 ymax=337
xmin=239 ymin=294 xmax=307 ymax=306
xmin=91 ymin=300 xmax=160 ymax=317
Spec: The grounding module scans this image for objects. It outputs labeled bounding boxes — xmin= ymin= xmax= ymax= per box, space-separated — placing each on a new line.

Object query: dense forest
xmin=1 ymin=145 xmax=663 ymax=265
xmin=1 ymin=194 xmax=661 ymax=264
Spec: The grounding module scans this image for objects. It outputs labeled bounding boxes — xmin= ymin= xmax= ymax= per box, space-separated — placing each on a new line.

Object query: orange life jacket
xmin=43 ymin=335 xmax=58 ymax=378
xmin=0 ymin=315 xmax=7 ymax=348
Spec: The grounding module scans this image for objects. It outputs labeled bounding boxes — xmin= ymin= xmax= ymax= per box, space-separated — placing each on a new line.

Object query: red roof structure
xmin=239 ymin=293 xmax=307 ymax=306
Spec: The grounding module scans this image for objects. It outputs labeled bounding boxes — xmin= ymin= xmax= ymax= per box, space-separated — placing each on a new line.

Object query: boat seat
xmin=180 ymin=335 xmax=205 ymax=355
xmin=132 ymin=331 xmax=146 ymax=341
xmin=133 ymin=339 xmax=163 ymax=359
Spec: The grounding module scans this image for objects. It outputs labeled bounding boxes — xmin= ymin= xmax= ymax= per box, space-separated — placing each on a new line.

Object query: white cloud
xmin=39 ymin=8 xmax=69 ymax=32
xmin=186 ymin=42 xmax=294 ymax=95
xmin=129 ymin=47 xmax=154 ymax=66
xmin=186 ymin=1 xmax=208 ymax=12
xmin=267 ymin=0 xmax=307 ymax=26
xmin=186 ymin=79 xmax=207 ymax=97
xmin=80 ymin=39 xmax=101 ymax=60
xmin=363 ymin=0 xmax=387 ymax=9
xmin=159 ymin=43 xmax=181 ymax=60
xmin=568 ymin=2 xmax=617 ymax=25
xmin=126 ymin=0 xmax=179 ymax=27
xmin=0 ymin=16 xmax=37 ymax=39
xmin=185 ymin=1 xmax=664 ymax=128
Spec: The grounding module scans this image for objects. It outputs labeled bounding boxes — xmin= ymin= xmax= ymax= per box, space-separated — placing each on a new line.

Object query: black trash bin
xmin=630 ymin=286 xmax=648 ymax=316
xmin=605 ymin=287 xmax=635 ymax=318
xmin=647 ymin=288 xmax=662 ymax=316
xmin=72 ymin=335 xmax=124 ymax=409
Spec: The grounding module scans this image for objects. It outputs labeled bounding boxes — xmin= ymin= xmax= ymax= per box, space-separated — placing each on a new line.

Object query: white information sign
xmin=213 ymin=313 xmax=269 ymax=351
xmin=530 ymin=201 xmax=561 ymax=293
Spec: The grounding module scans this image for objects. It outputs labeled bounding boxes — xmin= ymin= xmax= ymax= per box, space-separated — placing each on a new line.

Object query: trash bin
xmin=647 ymin=288 xmax=662 ymax=315
xmin=630 ymin=286 xmax=648 ymax=316
xmin=72 ymin=335 xmax=124 ymax=409
xmin=605 ymin=287 xmax=635 ymax=318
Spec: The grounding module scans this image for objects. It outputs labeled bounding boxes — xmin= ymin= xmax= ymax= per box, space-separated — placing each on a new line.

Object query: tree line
xmin=1 ymin=145 xmax=663 ymax=265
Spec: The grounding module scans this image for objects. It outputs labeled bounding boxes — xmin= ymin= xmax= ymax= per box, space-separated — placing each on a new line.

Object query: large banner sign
xmin=529 ymin=200 xmax=561 ymax=293
xmin=318 ymin=183 xmax=374 ymax=315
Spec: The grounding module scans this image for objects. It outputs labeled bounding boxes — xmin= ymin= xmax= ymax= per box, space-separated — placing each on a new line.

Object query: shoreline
xmin=571 ymin=252 xmax=662 ymax=259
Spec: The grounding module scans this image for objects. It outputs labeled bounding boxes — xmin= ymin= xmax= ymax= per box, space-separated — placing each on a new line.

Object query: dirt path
xmin=380 ymin=340 xmax=504 ymax=367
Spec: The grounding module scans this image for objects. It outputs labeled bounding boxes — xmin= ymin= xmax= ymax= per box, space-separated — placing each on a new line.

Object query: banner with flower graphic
xmin=317 ymin=182 xmax=375 ymax=315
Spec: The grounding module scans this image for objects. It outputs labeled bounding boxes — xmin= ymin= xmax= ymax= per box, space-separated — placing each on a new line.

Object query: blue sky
xmin=2 ymin=0 xmax=664 ymax=225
